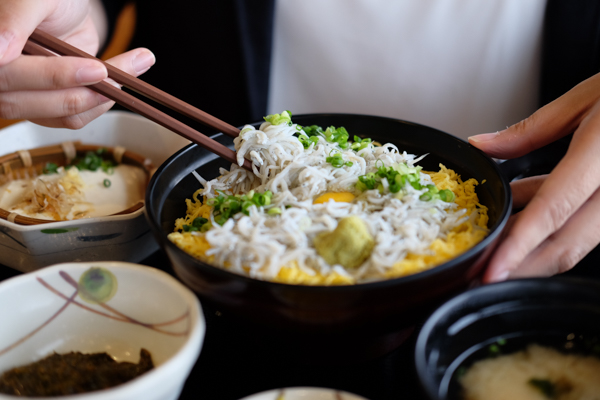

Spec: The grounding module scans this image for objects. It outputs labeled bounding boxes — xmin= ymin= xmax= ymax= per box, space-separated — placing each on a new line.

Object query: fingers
xmin=108 ymin=47 xmax=156 ymax=76
xmin=30 ymin=100 xmax=116 ymax=129
xmin=510 ymin=175 xmax=547 ymax=209
xmin=468 ymin=72 xmax=600 ymax=159
xmin=0 ymin=48 xmax=155 ymax=128
xmin=0 ymin=0 xmax=155 ymax=129
xmin=0 ymin=54 xmax=108 ymax=121
xmin=0 ymin=0 xmax=97 ymax=64
xmin=0 ymin=86 xmax=112 ymax=121
xmin=483 ymin=101 xmax=600 ymax=282
xmin=0 ymin=55 xmax=107 ymax=91
xmin=503 ymin=184 xmax=600 ymax=279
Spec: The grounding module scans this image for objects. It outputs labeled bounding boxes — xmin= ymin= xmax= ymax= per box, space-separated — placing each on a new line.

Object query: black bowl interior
xmin=146 ymin=113 xmax=512 ymax=336
xmin=415 ymin=277 xmax=600 ymax=400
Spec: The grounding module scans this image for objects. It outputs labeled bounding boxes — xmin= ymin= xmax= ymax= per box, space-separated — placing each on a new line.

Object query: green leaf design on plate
xmin=78 ymin=267 xmax=118 ymax=304
xmin=40 ymin=228 xmax=79 ymax=234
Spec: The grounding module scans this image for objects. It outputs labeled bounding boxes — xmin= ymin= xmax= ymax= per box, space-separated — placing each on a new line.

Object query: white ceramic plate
xmin=0 ymin=261 xmax=204 ymax=400
xmin=240 ymin=387 xmax=369 ymax=400
xmin=0 ymin=110 xmax=189 ymax=167
xmin=0 ymin=111 xmax=190 ymax=271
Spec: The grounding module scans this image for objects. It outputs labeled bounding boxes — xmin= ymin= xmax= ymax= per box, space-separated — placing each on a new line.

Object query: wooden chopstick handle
xmin=23 ymin=40 xmax=252 ymax=171
xmin=29 ymin=29 xmax=241 ymax=138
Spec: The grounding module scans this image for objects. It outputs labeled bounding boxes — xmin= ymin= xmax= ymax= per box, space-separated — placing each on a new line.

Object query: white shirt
xmin=268 ymin=0 xmax=546 ymax=139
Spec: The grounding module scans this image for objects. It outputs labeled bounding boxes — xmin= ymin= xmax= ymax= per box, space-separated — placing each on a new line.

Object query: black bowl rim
xmin=413 ymin=276 xmax=600 ymax=399
xmin=146 ymin=113 xmax=512 ymax=292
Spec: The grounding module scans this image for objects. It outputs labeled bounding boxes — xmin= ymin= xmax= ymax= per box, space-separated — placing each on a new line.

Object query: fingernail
xmin=0 ymin=31 xmax=15 ymax=60
xmin=76 ymin=65 xmax=107 ymax=84
xmin=132 ymin=51 xmax=155 ymax=74
xmin=468 ymin=132 xmax=500 ymax=143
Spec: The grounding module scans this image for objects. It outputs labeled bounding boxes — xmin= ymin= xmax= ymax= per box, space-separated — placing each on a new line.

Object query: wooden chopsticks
xmin=23 ymin=29 xmax=252 ymax=171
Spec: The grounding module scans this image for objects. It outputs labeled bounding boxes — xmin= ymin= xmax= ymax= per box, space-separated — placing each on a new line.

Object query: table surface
xmin=2 ymin=248 xmax=599 ymax=400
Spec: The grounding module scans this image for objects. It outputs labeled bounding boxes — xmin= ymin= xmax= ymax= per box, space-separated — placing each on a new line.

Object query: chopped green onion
xmin=419 ymin=192 xmax=432 ymax=201
xmin=298 ymin=134 xmax=319 ymax=149
xmin=357 ymin=173 xmax=378 ymax=190
xmin=420 ymin=187 xmax=455 ymax=202
xmin=356 ymin=162 xmax=456 ymax=203
xmin=208 ymin=189 xmax=275 ymax=225
xmin=103 ymin=179 xmax=111 ymax=188
xmin=439 ymin=189 xmax=455 ymax=202
xmin=326 ymin=152 xmax=353 ymax=168
xmin=72 ymin=149 xmax=117 ymax=173
xmin=357 ymin=162 xmax=422 ymax=194
xmin=264 ymin=110 xmax=293 ymax=125
xmin=297 ymin=124 xmax=356 ymax=150
xmin=323 ymin=126 xmax=350 ymax=149
xmin=182 ymin=217 xmax=210 ymax=232
xmin=42 ymin=162 xmax=59 ymax=175
xmin=488 ymin=344 xmax=500 ymax=356
xmin=351 ymin=135 xmax=373 ymax=151
xmin=528 ymin=379 xmax=556 ymax=399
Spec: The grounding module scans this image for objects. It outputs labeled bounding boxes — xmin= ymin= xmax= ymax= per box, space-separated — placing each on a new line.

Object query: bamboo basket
xmin=0 ymin=141 xmax=154 ymax=225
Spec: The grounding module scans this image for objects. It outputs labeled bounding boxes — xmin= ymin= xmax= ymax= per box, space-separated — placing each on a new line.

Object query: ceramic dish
xmin=240 ymin=387 xmax=368 ymax=400
xmin=146 ymin=114 xmax=513 ymax=353
xmin=0 ymin=261 xmax=204 ymax=400
xmin=0 ymin=111 xmax=189 ymax=271
xmin=0 ymin=142 xmax=153 ymax=225
xmin=414 ymin=277 xmax=600 ymax=400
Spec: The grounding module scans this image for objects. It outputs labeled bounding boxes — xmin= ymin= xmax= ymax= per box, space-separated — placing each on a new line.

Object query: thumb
xmin=468 ymin=72 xmax=600 ymax=159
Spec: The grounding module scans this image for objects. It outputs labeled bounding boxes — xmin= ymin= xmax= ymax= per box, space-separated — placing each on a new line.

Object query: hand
xmin=0 ymin=0 xmax=155 ymax=128
xmin=469 ymin=71 xmax=600 ymax=283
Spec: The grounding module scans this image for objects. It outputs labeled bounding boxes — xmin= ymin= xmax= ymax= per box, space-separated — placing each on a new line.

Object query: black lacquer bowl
xmin=145 ymin=114 xmax=512 ymax=341
xmin=415 ymin=277 xmax=600 ymax=400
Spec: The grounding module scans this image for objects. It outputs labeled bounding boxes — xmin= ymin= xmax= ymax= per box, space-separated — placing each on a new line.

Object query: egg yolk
xmin=313 ymin=192 xmax=356 ymax=204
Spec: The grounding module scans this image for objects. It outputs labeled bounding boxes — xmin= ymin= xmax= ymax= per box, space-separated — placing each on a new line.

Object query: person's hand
xmin=0 ymin=0 xmax=155 ymax=129
xmin=468 ymin=72 xmax=600 ymax=283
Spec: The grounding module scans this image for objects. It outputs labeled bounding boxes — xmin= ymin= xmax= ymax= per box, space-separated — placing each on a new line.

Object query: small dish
xmin=0 ymin=141 xmax=153 ymax=225
xmin=240 ymin=387 xmax=368 ymax=400
xmin=414 ymin=277 xmax=600 ymax=400
xmin=0 ymin=261 xmax=204 ymax=400
xmin=0 ymin=111 xmax=189 ymax=271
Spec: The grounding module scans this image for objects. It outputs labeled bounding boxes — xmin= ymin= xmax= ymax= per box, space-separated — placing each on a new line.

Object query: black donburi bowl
xmin=415 ymin=277 xmax=600 ymax=400
xmin=145 ymin=113 xmax=511 ymax=340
